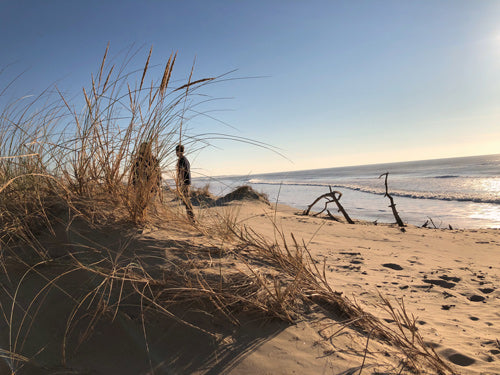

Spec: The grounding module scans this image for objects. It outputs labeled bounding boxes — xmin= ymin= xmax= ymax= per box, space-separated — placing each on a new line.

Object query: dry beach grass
xmin=1 ymin=49 xmax=498 ymax=374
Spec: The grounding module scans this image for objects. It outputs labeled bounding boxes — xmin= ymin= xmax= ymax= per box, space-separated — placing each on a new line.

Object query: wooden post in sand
xmin=303 ymin=186 xmax=354 ymax=224
xmin=379 ymin=172 xmax=405 ymax=227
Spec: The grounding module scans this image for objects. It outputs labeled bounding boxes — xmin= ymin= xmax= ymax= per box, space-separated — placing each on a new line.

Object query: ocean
xmin=194 ymin=154 xmax=500 ymax=229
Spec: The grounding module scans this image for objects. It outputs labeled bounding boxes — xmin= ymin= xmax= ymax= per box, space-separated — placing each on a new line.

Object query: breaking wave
xmin=247 ymin=179 xmax=500 ymax=205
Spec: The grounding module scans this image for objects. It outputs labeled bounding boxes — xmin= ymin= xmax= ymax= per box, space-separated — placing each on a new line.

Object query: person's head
xmin=176 ymin=144 xmax=184 ymax=157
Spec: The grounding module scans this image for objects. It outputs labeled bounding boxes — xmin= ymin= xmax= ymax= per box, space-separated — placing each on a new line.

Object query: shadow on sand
xmin=0 ymin=220 xmax=287 ymax=375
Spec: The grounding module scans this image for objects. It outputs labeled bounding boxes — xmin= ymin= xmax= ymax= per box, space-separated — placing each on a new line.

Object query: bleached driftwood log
xmin=303 ymin=186 xmax=354 ymax=224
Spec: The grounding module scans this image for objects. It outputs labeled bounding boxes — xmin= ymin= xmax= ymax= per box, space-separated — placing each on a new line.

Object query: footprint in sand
xmin=422 ymin=279 xmax=456 ymax=289
xmin=339 ymin=251 xmax=361 ymax=256
xmin=469 ymin=295 xmax=486 ymax=302
xmin=441 ymin=304 xmax=455 ymax=310
xmin=439 ymin=348 xmax=476 ymax=367
xmin=479 ymin=287 xmax=495 ymax=294
xmin=350 ymin=259 xmax=363 ymax=265
xmin=382 ymin=263 xmax=403 ymax=270
xmin=439 ymin=275 xmax=461 ymax=283
xmin=421 ymin=274 xmax=462 ymax=289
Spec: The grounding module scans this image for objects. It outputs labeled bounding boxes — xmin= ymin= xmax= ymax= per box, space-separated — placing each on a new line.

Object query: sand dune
xmin=1 ymin=198 xmax=499 ymax=374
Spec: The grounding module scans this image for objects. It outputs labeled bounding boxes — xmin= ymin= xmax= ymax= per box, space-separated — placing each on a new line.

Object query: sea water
xmin=194 ymin=154 xmax=500 ymax=229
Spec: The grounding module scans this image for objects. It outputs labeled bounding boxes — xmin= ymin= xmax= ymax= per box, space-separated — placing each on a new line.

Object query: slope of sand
xmin=228 ymin=201 xmax=500 ymax=374
xmin=1 ymin=199 xmax=499 ymax=374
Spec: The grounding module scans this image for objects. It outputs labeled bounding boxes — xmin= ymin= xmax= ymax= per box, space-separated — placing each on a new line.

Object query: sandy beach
xmin=1 ymin=194 xmax=499 ymax=375
xmin=231 ymin=200 xmax=500 ymax=374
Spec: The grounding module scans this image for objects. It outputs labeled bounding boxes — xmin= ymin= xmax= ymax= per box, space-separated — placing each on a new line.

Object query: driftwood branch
xmin=325 ymin=210 xmax=342 ymax=222
xmin=303 ymin=186 xmax=354 ymax=224
xmin=303 ymin=194 xmax=329 ymax=216
xmin=328 ymin=187 xmax=354 ymax=224
xmin=379 ymin=172 xmax=405 ymax=227
xmin=422 ymin=217 xmax=453 ymax=230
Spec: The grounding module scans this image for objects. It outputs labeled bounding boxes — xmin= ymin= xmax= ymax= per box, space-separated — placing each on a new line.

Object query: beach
xmin=197 ymin=154 xmax=500 ymax=229
xmin=2 ymin=194 xmax=499 ymax=374
xmin=230 ymin=200 xmax=500 ymax=373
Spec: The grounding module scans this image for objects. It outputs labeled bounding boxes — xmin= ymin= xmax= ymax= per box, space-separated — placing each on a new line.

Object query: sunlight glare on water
xmin=469 ymin=204 xmax=500 ymax=227
xmin=469 ymin=178 xmax=500 ymax=226
xmin=480 ymin=178 xmax=500 ymax=194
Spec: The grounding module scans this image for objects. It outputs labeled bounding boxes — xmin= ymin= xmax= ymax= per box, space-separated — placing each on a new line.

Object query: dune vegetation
xmin=0 ymin=48 xmax=456 ymax=374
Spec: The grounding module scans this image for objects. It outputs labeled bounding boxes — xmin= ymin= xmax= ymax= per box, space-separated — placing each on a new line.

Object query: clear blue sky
xmin=1 ymin=0 xmax=500 ymax=176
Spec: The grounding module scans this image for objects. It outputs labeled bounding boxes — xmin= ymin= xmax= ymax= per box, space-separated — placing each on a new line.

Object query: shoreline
xmin=194 ymin=153 xmax=500 ymax=230
xmin=193 ymin=180 xmax=500 ymax=229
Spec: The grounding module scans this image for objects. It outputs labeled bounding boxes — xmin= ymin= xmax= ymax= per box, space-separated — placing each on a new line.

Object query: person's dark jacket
xmin=177 ymin=156 xmax=191 ymax=186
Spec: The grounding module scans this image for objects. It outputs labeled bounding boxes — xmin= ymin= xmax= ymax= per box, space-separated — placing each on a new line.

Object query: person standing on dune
xmin=132 ymin=141 xmax=161 ymax=194
xmin=176 ymin=144 xmax=195 ymax=222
